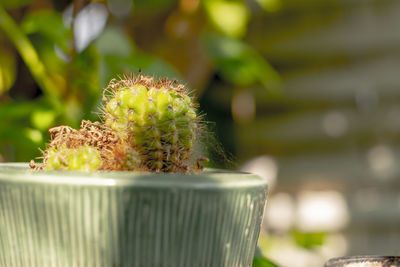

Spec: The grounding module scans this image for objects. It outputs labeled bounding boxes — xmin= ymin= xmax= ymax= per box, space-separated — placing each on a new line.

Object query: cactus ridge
xmin=102 ymin=74 xmax=199 ymax=172
xmin=45 ymin=145 xmax=102 ymax=171
xmin=31 ymin=73 xmax=207 ymax=173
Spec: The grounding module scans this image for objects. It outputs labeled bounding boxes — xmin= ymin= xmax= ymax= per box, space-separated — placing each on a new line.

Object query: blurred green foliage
xmin=253 ymin=257 xmax=280 ymax=267
xmin=0 ymin=0 xmax=280 ymax=162
xmin=252 ymin=246 xmax=280 ymax=267
xmin=0 ymin=1 xmax=282 ymax=263
xmin=292 ymin=231 xmax=326 ymax=250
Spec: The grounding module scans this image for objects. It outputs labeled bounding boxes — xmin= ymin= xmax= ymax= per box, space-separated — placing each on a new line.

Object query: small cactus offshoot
xmin=102 ymin=74 xmax=200 ymax=172
xmin=32 ymin=120 xmax=140 ymax=171
xmin=45 ymin=145 xmax=102 ymax=171
xmin=31 ymin=73 xmax=207 ymax=173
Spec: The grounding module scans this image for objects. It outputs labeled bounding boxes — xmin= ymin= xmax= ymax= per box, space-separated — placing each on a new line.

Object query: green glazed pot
xmin=0 ymin=163 xmax=267 ymax=267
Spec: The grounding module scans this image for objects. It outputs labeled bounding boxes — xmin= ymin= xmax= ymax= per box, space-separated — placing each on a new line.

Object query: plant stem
xmin=0 ymin=5 xmax=62 ymax=110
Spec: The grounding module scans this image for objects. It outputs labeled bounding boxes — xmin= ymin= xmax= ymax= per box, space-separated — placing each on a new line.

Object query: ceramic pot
xmin=325 ymin=256 xmax=400 ymax=267
xmin=0 ymin=163 xmax=267 ymax=267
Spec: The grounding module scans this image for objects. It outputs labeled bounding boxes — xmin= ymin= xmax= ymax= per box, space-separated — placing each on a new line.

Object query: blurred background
xmin=1 ymin=0 xmax=400 ymax=266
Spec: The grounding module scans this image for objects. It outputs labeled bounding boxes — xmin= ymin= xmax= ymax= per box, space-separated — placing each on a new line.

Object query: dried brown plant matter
xmin=31 ymin=120 xmax=139 ymax=171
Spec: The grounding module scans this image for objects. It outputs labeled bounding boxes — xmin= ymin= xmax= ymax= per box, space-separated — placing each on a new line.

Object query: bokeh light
xmin=296 ymin=190 xmax=349 ymax=232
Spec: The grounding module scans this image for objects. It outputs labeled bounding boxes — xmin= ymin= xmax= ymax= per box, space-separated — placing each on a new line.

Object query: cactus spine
xmin=38 ymin=120 xmax=140 ymax=171
xmin=32 ymin=73 xmax=204 ymax=173
xmin=45 ymin=145 xmax=102 ymax=171
xmin=103 ymin=75 xmax=198 ymax=172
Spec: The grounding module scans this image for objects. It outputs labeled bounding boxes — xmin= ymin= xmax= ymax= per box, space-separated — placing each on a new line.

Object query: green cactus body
xmin=104 ymin=77 xmax=197 ymax=172
xmin=46 ymin=144 xmax=102 ymax=171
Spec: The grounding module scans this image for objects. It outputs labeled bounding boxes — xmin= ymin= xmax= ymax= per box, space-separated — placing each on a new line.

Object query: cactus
xmin=45 ymin=145 xmax=102 ymax=171
xmin=33 ymin=120 xmax=140 ymax=171
xmin=102 ymin=75 xmax=199 ymax=172
xmin=31 ymin=74 xmax=207 ymax=173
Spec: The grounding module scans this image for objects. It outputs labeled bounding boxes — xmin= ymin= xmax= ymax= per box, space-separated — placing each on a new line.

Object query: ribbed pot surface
xmin=0 ymin=163 xmax=267 ymax=267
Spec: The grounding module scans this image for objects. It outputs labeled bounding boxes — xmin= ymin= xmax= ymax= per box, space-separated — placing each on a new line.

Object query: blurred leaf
xmin=203 ymin=0 xmax=249 ymax=38
xmin=28 ymin=34 xmax=68 ymax=85
xmin=133 ymin=0 xmax=175 ymax=10
xmin=21 ymin=10 xmax=70 ymax=52
xmin=255 ymin=0 xmax=282 ymax=12
xmin=203 ymin=32 xmax=282 ymax=91
xmin=0 ymin=124 xmax=43 ymax=161
xmin=144 ymin=58 xmax=183 ymax=81
xmin=0 ymin=5 xmax=62 ymax=109
xmin=24 ymin=128 xmax=43 ymax=144
xmin=74 ymin=2 xmax=108 ymax=53
xmin=99 ymin=52 xmax=183 ymax=88
xmin=63 ymin=98 xmax=83 ymax=127
xmin=95 ymin=26 xmax=134 ymax=57
xmin=70 ymin=46 xmax=100 ymax=97
xmin=0 ymin=101 xmax=39 ymax=121
xmin=0 ymin=0 xmax=31 ymax=9
xmin=31 ymin=109 xmax=56 ymax=131
xmin=108 ymin=0 xmax=134 ymax=17
xmin=0 ymin=45 xmax=16 ymax=94
xmin=98 ymin=54 xmax=137 ymax=89
xmin=292 ymin=231 xmax=326 ymax=249
xmin=21 ymin=9 xmax=101 ymax=124
xmin=253 ymin=257 xmax=280 ymax=267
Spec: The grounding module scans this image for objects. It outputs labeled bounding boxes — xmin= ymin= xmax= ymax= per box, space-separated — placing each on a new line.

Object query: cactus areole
xmin=103 ymin=75 xmax=199 ymax=172
xmin=31 ymin=74 xmax=207 ymax=173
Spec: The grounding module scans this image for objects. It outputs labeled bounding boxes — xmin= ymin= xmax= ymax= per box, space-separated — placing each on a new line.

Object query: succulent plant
xmin=45 ymin=144 xmax=102 ymax=171
xmin=31 ymin=74 xmax=206 ymax=173
xmin=32 ymin=120 xmax=140 ymax=171
xmin=102 ymin=75 xmax=199 ymax=172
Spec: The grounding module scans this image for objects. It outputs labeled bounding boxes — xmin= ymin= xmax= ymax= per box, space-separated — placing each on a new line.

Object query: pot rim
xmin=0 ymin=162 xmax=267 ymax=189
xmin=325 ymin=255 xmax=400 ymax=266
